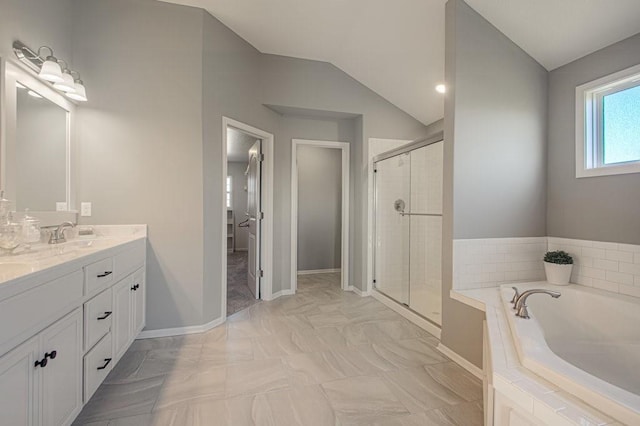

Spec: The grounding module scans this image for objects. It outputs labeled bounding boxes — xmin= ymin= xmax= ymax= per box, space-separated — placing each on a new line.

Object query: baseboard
xmin=372 ymin=290 xmax=441 ymax=339
xmin=437 ymin=343 xmax=483 ymax=380
xmin=347 ymin=285 xmax=370 ymax=297
xmin=266 ymin=288 xmax=295 ymax=301
xmin=136 ymin=315 xmax=225 ymax=339
xmin=297 ymin=268 xmax=341 ymax=275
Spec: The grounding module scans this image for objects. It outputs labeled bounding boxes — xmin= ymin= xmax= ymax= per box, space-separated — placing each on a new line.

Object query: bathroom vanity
xmin=0 ymin=226 xmax=146 ymax=426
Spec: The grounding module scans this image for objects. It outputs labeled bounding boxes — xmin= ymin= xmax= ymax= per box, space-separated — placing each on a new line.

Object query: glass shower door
xmin=409 ymin=143 xmax=443 ymax=325
xmin=374 ymin=153 xmax=411 ymax=305
xmin=373 ymin=141 xmax=443 ymax=326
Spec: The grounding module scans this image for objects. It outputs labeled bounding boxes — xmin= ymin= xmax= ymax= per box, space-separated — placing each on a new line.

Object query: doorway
xmin=290 ymin=139 xmax=350 ymax=292
xmin=222 ymin=117 xmax=274 ymax=318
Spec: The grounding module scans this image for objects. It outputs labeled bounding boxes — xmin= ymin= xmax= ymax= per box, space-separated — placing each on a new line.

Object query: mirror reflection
xmin=15 ymin=84 xmax=67 ymax=211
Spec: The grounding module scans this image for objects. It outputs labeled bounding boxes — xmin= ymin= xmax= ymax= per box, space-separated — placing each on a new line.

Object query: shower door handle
xmin=399 ymin=212 xmax=442 ymax=217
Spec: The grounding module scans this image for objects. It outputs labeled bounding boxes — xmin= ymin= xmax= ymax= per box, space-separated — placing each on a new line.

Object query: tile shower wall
xmin=453 ymin=238 xmax=547 ymax=290
xmin=547 ymin=237 xmax=640 ymax=298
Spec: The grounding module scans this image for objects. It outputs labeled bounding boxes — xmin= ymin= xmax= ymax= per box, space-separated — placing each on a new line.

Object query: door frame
xmin=222 ymin=117 xmax=274 ymax=319
xmin=290 ymin=139 xmax=350 ymax=292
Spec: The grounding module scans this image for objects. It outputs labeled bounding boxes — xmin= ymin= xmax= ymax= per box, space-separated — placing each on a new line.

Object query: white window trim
xmin=576 ymin=63 xmax=640 ymax=178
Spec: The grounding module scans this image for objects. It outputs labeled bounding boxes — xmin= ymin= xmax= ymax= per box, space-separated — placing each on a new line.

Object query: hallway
xmin=75 ymin=273 xmax=482 ymax=425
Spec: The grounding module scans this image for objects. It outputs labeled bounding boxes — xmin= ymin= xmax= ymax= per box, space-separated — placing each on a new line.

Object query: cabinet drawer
xmin=114 ymin=241 xmax=145 ymax=280
xmin=84 ymin=258 xmax=114 ymax=296
xmin=84 ymin=289 xmax=113 ymax=352
xmin=0 ymin=271 xmax=83 ymax=356
xmin=84 ymin=333 xmax=113 ymax=403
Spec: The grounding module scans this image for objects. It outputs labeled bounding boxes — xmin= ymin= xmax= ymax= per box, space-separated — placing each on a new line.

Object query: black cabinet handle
xmin=35 ymin=358 xmax=48 ymax=368
xmin=45 ymin=350 xmax=57 ymax=360
xmin=97 ymin=311 xmax=112 ymax=320
xmin=97 ymin=271 xmax=113 ymax=278
xmin=97 ymin=358 xmax=112 ymax=370
xmin=131 ymin=285 xmax=136 ymax=291
xmin=134 ymin=284 xmax=140 ymax=290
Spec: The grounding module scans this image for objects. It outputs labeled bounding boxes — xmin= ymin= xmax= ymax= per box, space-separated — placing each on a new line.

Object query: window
xmin=576 ymin=63 xmax=640 ymax=177
xmin=226 ymin=176 xmax=232 ymax=209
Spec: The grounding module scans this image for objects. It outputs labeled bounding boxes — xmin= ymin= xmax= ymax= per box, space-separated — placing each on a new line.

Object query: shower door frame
xmin=372 ymin=132 xmax=444 ymax=321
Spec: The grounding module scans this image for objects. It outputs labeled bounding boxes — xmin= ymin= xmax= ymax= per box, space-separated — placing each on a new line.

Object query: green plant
xmin=544 ymin=250 xmax=573 ymax=265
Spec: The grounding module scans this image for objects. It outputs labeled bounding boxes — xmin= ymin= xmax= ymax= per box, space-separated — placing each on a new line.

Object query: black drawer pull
xmin=35 ymin=358 xmax=48 ymax=368
xmin=97 ymin=271 xmax=113 ymax=278
xmin=134 ymin=283 xmax=140 ymax=290
xmin=97 ymin=311 xmax=112 ymax=320
xmin=97 ymin=358 xmax=112 ymax=370
xmin=45 ymin=350 xmax=57 ymax=360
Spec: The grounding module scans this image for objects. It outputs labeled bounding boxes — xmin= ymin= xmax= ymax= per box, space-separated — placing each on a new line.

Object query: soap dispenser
xmin=22 ymin=209 xmax=41 ymax=244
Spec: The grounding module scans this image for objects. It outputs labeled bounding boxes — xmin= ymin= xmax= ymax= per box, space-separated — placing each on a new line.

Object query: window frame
xmin=576 ymin=63 xmax=640 ymax=178
xmin=226 ymin=175 xmax=232 ymax=209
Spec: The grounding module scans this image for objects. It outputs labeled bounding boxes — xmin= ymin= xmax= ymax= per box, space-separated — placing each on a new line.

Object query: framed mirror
xmin=1 ymin=59 xmax=76 ymax=214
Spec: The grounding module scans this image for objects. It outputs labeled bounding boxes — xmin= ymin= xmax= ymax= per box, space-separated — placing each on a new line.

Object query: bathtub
xmin=500 ymin=283 xmax=640 ymax=425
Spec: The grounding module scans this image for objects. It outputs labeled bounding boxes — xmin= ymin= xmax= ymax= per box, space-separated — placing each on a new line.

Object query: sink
xmin=0 ymin=262 xmax=36 ymax=280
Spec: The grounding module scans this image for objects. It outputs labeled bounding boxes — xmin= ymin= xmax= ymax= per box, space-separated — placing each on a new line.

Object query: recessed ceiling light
xmin=16 ymin=82 xmax=26 ymax=89
xmin=27 ymin=90 xmax=42 ymax=98
xmin=435 ymin=84 xmax=446 ymax=94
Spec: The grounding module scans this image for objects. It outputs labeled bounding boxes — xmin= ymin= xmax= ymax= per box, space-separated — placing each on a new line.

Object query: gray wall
xmin=72 ymin=0 xmax=206 ymax=330
xmin=442 ymin=0 xmax=548 ymax=367
xmin=0 ymin=0 xmax=73 ymax=60
xmin=547 ymin=32 xmax=640 ymax=245
xmin=297 ymin=145 xmax=342 ymax=271
xmin=227 ymin=162 xmax=249 ymax=250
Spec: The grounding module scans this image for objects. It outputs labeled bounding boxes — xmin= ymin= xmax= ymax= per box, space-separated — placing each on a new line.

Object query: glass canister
xmin=0 ymin=212 xmax=22 ymax=252
xmin=0 ymin=191 xmax=12 ymax=220
xmin=22 ymin=209 xmax=41 ymax=244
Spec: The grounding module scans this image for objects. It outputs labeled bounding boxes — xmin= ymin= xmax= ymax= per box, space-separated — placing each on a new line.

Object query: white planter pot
xmin=544 ymin=262 xmax=572 ymax=285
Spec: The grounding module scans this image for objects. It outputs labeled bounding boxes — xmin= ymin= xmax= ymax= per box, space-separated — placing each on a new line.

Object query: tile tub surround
xmin=547 ymin=237 xmax=640 ymax=298
xmin=453 ymin=236 xmax=640 ymax=298
xmin=451 ymin=285 xmax=622 ymax=426
xmin=453 ymin=237 xmax=547 ymax=290
xmin=74 ymin=273 xmax=483 ymax=425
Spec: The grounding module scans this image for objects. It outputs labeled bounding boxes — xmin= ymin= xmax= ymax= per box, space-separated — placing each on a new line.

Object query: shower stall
xmin=373 ymin=136 xmax=443 ymax=326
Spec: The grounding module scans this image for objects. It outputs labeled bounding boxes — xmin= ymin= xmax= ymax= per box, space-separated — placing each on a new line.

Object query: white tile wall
xmin=453 ymin=237 xmax=547 ymax=290
xmin=547 ymin=237 xmax=640 ymax=298
xmin=453 ymin=236 xmax=640 ymax=298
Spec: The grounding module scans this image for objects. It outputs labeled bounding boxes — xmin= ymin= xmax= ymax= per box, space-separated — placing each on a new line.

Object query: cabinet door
xmin=132 ymin=268 xmax=145 ymax=336
xmin=113 ymin=276 xmax=133 ymax=361
xmin=39 ymin=309 xmax=83 ymax=426
xmin=0 ymin=337 xmax=38 ymax=426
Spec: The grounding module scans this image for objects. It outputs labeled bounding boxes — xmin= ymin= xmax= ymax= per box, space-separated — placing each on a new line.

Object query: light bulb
xmin=435 ymin=84 xmax=446 ymax=94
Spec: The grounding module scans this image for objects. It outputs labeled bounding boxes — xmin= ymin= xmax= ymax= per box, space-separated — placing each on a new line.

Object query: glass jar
xmin=0 ymin=213 xmax=22 ymax=252
xmin=22 ymin=209 xmax=41 ymax=244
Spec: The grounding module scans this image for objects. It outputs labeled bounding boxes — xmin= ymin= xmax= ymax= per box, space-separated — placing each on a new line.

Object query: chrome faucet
xmin=48 ymin=221 xmax=75 ymax=244
xmin=513 ymin=289 xmax=561 ymax=319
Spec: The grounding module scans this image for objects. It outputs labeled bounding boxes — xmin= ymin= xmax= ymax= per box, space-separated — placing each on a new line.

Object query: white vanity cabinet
xmin=0 ymin=309 xmax=83 ymax=426
xmin=0 ymin=233 xmax=146 ymax=426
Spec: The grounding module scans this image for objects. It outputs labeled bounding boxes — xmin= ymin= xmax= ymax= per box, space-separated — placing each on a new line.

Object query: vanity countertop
xmin=0 ymin=225 xmax=146 ymax=289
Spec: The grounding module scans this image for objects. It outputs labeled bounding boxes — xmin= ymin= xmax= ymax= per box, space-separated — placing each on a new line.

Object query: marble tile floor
xmin=227 ymin=251 xmax=259 ymax=316
xmin=74 ymin=273 xmax=482 ymax=425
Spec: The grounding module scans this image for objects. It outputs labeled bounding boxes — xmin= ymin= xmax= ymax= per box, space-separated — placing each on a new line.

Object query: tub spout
xmin=514 ymin=289 xmax=561 ymax=319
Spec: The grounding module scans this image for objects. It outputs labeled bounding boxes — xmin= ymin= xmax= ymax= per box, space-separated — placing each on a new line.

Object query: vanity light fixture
xmin=435 ymin=84 xmax=446 ymax=94
xmin=37 ymin=47 xmax=64 ymax=83
xmin=12 ymin=40 xmax=88 ymax=101
xmin=67 ymin=71 xmax=88 ymax=102
xmin=53 ymin=61 xmax=77 ymax=93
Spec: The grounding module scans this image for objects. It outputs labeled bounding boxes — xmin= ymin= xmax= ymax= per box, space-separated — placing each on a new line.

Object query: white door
xmin=247 ymin=139 xmax=262 ymax=299
xmin=39 ymin=309 xmax=83 ymax=426
xmin=0 ymin=337 xmax=38 ymax=426
xmin=113 ymin=276 xmax=133 ymax=361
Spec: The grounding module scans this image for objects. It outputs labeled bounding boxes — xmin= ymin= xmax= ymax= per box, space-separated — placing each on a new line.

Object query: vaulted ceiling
xmin=161 ymin=0 xmax=640 ymax=126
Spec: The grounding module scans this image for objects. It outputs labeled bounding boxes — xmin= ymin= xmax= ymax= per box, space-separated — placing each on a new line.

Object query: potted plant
xmin=543 ymin=250 xmax=573 ymax=285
